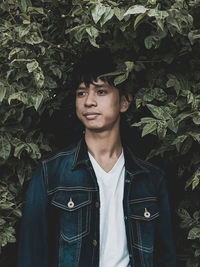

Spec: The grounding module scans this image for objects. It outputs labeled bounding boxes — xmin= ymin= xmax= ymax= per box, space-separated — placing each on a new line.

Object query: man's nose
xmin=84 ymin=92 xmax=97 ymax=107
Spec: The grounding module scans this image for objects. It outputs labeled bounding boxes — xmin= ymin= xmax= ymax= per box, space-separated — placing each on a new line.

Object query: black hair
xmin=72 ymin=48 xmax=117 ymax=90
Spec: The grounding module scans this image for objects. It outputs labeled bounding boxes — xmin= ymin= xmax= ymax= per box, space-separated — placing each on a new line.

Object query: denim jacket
xmin=18 ymin=137 xmax=177 ymax=267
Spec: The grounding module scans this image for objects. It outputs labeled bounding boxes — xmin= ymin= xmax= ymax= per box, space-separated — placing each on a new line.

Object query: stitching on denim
xmin=47 ymin=187 xmax=97 ymax=195
xmin=51 ymin=198 xmax=91 ymax=211
xmin=134 ymin=243 xmax=153 ymax=252
xmin=72 ymin=139 xmax=81 ymax=168
xmin=43 ymin=148 xmax=76 ymax=164
xmin=60 ymin=218 xmax=89 ymax=243
xmin=137 ymin=158 xmax=164 ymax=174
xmin=133 ymin=243 xmax=153 ymax=253
xmin=58 ymin=234 xmax=61 ymax=267
xmin=129 ymin=197 xmax=158 ymax=204
xmin=42 ymin=161 xmax=49 ymax=189
xmin=75 ymin=207 xmax=82 ymax=267
xmin=51 ymin=190 xmax=92 ymax=211
xmin=60 ymin=200 xmax=90 ymax=243
xmin=130 ymin=212 xmax=159 ymax=221
xmin=76 ymin=235 xmax=82 ymax=267
xmin=126 ymin=170 xmax=147 ymax=176
xmin=136 ymin=221 xmax=145 ymax=267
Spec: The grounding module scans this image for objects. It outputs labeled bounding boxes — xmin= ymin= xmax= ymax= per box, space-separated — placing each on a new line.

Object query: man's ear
xmin=120 ymin=94 xmax=133 ymax=113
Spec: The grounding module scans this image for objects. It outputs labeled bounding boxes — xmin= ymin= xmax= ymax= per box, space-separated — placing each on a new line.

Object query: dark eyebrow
xmin=91 ymin=82 xmax=106 ymax=88
xmin=77 ymin=86 xmax=86 ymax=90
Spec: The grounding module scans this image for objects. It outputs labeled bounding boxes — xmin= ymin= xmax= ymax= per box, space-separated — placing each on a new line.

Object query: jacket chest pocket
xmin=51 ymin=190 xmax=92 ymax=243
xmin=129 ymin=197 xmax=159 ymax=253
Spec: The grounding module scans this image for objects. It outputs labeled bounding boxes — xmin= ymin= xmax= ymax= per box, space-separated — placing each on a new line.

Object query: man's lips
xmin=83 ymin=112 xmax=100 ymax=119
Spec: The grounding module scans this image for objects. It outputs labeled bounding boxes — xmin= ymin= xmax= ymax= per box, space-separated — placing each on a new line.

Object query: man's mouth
xmin=83 ymin=112 xmax=100 ymax=119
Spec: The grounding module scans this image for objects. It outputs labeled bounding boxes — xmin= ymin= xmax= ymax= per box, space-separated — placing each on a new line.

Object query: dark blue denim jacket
xmin=18 ymin=137 xmax=177 ymax=267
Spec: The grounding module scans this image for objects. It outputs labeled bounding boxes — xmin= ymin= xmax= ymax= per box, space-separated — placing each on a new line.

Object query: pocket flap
xmin=130 ymin=200 xmax=159 ymax=221
xmin=51 ymin=190 xmax=92 ymax=211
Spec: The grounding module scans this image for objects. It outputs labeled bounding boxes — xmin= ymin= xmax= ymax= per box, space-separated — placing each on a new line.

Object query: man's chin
xmin=84 ymin=125 xmax=107 ymax=133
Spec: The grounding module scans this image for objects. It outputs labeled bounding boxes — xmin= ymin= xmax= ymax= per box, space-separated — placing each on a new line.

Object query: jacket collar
xmin=71 ymin=136 xmax=149 ymax=175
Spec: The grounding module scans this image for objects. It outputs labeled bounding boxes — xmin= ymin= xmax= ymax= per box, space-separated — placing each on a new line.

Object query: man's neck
xmin=85 ymin=128 xmax=122 ymax=164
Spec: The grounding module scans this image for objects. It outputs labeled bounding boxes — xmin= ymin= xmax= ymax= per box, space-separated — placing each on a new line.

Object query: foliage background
xmin=0 ymin=0 xmax=200 ymax=266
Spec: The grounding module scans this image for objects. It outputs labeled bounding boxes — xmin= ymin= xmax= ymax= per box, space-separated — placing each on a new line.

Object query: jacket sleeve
xmin=18 ymin=163 xmax=49 ymax=267
xmin=155 ymin=175 xmax=177 ymax=267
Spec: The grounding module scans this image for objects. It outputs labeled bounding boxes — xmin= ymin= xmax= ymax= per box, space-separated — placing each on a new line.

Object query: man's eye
xmin=97 ymin=90 xmax=107 ymax=95
xmin=76 ymin=91 xmax=86 ymax=97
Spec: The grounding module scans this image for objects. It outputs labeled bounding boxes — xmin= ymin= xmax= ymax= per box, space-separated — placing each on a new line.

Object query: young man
xmin=18 ymin=49 xmax=177 ymax=267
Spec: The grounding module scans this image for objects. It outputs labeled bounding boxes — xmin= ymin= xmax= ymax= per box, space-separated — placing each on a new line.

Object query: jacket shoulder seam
xmin=42 ymin=147 xmax=76 ymax=164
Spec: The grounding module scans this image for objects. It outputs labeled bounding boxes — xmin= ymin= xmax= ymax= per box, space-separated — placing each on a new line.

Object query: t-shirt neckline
xmin=88 ymin=150 xmax=124 ymax=175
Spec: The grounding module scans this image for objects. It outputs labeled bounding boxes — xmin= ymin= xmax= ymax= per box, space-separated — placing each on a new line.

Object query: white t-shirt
xmin=88 ymin=150 xmax=130 ymax=267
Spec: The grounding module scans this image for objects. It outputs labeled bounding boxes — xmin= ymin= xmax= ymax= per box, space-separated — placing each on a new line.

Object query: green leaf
xmin=8 ymin=92 xmax=28 ymax=106
xmin=18 ymin=25 xmax=31 ymax=38
xmin=14 ymin=143 xmax=28 ymax=159
xmin=188 ymin=30 xmax=200 ymax=45
xmin=33 ymin=67 xmax=45 ymax=89
xmin=125 ymin=61 xmax=134 ymax=73
xmin=194 ymin=248 xmax=200 ymax=257
xmin=114 ymin=73 xmax=127 ymax=86
xmin=0 ymin=136 xmax=11 ymax=160
xmin=157 ymin=121 xmax=167 ymax=139
xmin=177 ymin=208 xmax=191 ymax=221
xmin=144 ymin=33 xmax=161 ymax=49
xmin=180 ymin=137 xmax=193 ymax=155
xmin=25 ymin=32 xmax=43 ymax=45
xmin=188 ymin=226 xmax=200 ymax=240
xmin=114 ymin=7 xmax=126 ymax=21
xmin=166 ymin=74 xmax=181 ymax=95
xmin=13 ymin=209 xmax=22 ymax=218
xmin=74 ymin=27 xmax=86 ymax=42
xmin=189 ymin=132 xmax=200 ymax=144
xmin=192 ymin=113 xmax=200 ymax=125
xmin=27 ymin=143 xmax=41 ymax=159
xmin=26 ymin=60 xmax=39 ymax=73
xmin=21 ymin=0 xmax=27 ymax=12
xmin=8 ymin=48 xmax=21 ymax=60
xmin=124 ymin=5 xmax=148 ymax=16
xmin=0 ymin=202 xmax=14 ymax=210
xmin=141 ymin=117 xmax=157 ymax=123
xmin=86 ymin=26 xmax=99 ymax=47
xmin=167 ymin=118 xmax=178 ymax=134
xmin=65 ymin=25 xmax=87 ymax=35
xmin=0 ymin=85 xmax=6 ymax=102
xmin=32 ymin=94 xmax=44 ymax=111
xmin=148 ymin=9 xmax=168 ymax=31
xmin=91 ymin=4 xmax=107 ymax=24
xmin=146 ymin=104 xmax=165 ymax=120
xmin=134 ymin=13 xmax=146 ymax=30
xmin=142 ymin=122 xmax=157 ymax=137
xmin=27 ymin=7 xmax=45 ymax=15
xmin=185 ymin=168 xmax=200 ymax=190
xmin=100 ymin=7 xmax=114 ymax=26
xmin=176 ymin=111 xmax=193 ymax=124
xmin=0 ymin=218 xmax=6 ymax=226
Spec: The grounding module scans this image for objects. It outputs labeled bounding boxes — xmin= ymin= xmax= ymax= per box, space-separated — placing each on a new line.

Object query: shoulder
xmin=41 ymin=140 xmax=79 ymax=165
xmin=136 ymin=157 xmax=165 ymax=177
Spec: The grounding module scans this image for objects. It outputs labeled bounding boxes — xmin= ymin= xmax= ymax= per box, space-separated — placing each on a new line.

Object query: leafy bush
xmin=0 ymin=0 xmax=200 ymax=266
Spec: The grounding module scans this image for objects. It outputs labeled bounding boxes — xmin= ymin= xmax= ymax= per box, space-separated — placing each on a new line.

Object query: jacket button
xmin=124 ymin=216 xmax=127 ymax=221
xmin=67 ymin=198 xmax=74 ymax=208
xmin=92 ymin=240 xmax=97 ymax=246
xmin=144 ymin=208 xmax=151 ymax=218
xmin=95 ymin=202 xmax=99 ymax=208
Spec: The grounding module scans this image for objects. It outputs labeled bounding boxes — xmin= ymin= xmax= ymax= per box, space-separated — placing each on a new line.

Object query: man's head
xmin=72 ymin=49 xmax=132 ymax=133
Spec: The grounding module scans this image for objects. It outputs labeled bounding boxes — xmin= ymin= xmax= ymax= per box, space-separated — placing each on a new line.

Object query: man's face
xmin=75 ymin=78 xmax=130 ymax=132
